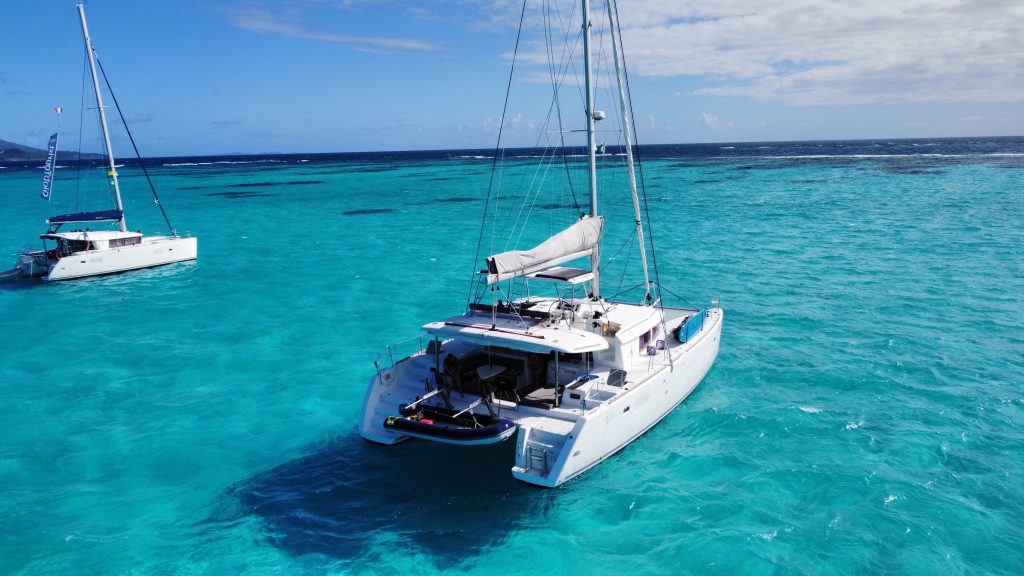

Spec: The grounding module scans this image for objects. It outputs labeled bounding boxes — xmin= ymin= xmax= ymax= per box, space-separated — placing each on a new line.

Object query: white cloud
xmin=124 ymin=112 xmax=153 ymax=124
xmin=702 ymin=112 xmax=718 ymax=129
xmin=628 ymin=0 xmax=1024 ymax=105
xmin=222 ymin=5 xmax=440 ymax=53
xmin=485 ymin=0 xmax=1024 ymax=106
xmin=207 ymin=119 xmax=245 ymax=129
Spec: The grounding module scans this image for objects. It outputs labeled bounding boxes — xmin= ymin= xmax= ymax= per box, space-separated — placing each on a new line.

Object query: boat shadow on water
xmin=218 ymin=432 xmax=555 ymax=566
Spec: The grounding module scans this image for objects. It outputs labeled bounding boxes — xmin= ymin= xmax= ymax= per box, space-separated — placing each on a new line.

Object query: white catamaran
xmin=14 ymin=4 xmax=196 ymax=282
xmin=359 ymin=0 xmax=723 ymax=487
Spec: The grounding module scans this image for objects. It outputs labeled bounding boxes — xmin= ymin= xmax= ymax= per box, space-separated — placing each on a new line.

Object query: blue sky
xmin=2 ymin=0 xmax=1022 ymax=156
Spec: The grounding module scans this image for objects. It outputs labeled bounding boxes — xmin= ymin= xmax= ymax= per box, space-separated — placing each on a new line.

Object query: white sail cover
xmin=486 ymin=216 xmax=603 ymax=283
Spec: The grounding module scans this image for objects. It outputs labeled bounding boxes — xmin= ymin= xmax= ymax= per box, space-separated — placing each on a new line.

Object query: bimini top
xmin=47 ymin=209 xmax=123 ymax=224
xmin=423 ymin=311 xmax=609 ymax=354
xmin=40 ymin=229 xmax=141 ymax=242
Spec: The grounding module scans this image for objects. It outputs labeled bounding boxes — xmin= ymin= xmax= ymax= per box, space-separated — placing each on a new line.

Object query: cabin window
xmin=109 ymin=237 xmax=141 ymax=248
xmin=68 ymin=240 xmax=91 ymax=252
xmin=638 ymin=327 xmax=660 ymax=353
xmin=559 ymin=352 xmax=593 ymax=368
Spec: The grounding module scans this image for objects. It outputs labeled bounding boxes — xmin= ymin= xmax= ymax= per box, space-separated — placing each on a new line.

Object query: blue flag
xmin=41 ymin=132 xmax=59 ymax=201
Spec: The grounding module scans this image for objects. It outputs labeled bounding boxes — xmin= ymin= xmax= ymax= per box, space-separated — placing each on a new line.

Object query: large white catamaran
xmin=359 ymin=0 xmax=723 ymax=487
xmin=14 ymin=4 xmax=197 ymax=281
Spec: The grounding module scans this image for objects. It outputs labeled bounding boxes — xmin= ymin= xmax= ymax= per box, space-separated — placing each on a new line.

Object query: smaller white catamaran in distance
xmin=14 ymin=3 xmax=196 ymax=282
xmin=360 ymin=0 xmax=723 ymax=487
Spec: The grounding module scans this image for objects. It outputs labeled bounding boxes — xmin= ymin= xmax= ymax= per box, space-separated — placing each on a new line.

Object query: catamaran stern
xmin=512 ymin=308 xmax=724 ymax=487
xmin=15 ymin=251 xmax=53 ymax=277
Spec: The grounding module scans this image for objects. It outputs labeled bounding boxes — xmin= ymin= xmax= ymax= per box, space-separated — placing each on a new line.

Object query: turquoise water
xmin=1 ymin=140 xmax=1022 ymax=574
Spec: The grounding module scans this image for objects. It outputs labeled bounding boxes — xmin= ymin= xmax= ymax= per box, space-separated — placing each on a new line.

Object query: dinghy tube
xmin=384 ymin=405 xmax=516 ymax=446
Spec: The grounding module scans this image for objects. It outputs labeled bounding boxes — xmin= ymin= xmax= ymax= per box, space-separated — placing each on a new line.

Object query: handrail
xmin=372 ymin=333 xmax=429 ymax=371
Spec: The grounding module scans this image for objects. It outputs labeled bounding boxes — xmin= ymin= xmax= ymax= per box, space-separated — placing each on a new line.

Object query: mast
xmin=606 ymin=0 xmax=651 ymax=301
xmin=77 ymin=3 xmax=127 ymax=232
xmin=582 ymin=0 xmax=601 ymax=298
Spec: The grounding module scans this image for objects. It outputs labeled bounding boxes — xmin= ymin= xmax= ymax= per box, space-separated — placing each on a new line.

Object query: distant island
xmin=0 ymin=138 xmax=103 ymax=162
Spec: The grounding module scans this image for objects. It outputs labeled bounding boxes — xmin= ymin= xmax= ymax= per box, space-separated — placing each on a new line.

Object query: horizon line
xmin=2 ymin=134 xmax=1021 ymax=162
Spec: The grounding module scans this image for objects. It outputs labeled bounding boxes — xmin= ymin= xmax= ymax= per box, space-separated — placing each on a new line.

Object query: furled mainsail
xmin=485 ymin=215 xmax=603 ymax=283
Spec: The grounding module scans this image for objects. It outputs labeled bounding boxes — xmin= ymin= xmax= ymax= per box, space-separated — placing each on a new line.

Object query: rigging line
xmin=612 ymin=228 xmax=634 ymax=299
xmin=556 ymin=8 xmax=588 ymax=210
xmin=490 ymin=146 xmax=501 ymax=258
xmin=561 ymin=0 xmax=586 ymax=133
xmin=545 ymin=0 xmax=582 ymax=216
xmin=501 ymin=71 xmax=562 ymax=246
xmin=597 ymin=11 xmax=627 ymax=176
xmin=92 ymin=91 xmax=115 ymax=210
xmin=602 ymin=223 xmax=635 ymax=264
xmin=522 ymin=146 xmax=563 ymax=244
xmin=496 ymin=150 xmax=530 ymax=248
xmin=492 ymin=5 xmax=570 ymax=258
xmin=613 ymin=0 xmax=662 ymax=303
xmin=502 ymin=53 xmax=577 ymax=252
xmin=555 ymin=68 xmax=586 ymax=221
xmin=557 ymin=10 xmax=589 ymax=217
xmin=75 ymin=48 xmax=89 ymax=212
xmin=498 ymin=125 xmax=552 ymax=251
xmin=84 ymin=48 xmax=116 ymax=211
xmin=592 ymin=3 xmax=612 ymax=114
xmin=652 ymin=281 xmax=698 ymax=310
xmin=502 ymin=149 xmax=540 ymax=250
xmin=545 ymin=5 xmax=577 ymax=216
xmin=606 ymin=281 xmax=646 ymax=302
xmin=494 ymin=16 xmax=562 ymax=255
xmin=556 ymin=129 xmax=581 ymax=216
xmin=467 ymin=0 xmax=528 ymax=309
xmin=507 ymin=141 xmax=560 ymax=251
xmin=95 ymin=57 xmax=175 ymax=235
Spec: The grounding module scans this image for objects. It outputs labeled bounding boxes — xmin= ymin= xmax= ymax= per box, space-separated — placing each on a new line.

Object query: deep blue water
xmin=1 ymin=137 xmax=1022 ymax=574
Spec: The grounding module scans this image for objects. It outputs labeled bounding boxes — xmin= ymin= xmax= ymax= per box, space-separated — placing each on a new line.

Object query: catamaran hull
xmin=360 ymin=308 xmax=724 ymax=487
xmin=512 ymin=308 xmax=723 ymax=487
xmin=39 ymin=236 xmax=197 ymax=281
xmin=360 ymin=367 xmax=415 ymax=445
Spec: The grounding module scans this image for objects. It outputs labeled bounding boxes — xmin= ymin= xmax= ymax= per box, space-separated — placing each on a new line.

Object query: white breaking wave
xmin=741 ymin=153 xmax=1024 ymax=160
xmin=787 ymin=153 xmax=938 ymax=159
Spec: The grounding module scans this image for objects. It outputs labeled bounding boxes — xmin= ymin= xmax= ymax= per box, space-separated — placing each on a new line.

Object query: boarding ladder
xmin=527 ymin=444 xmax=549 ymax=474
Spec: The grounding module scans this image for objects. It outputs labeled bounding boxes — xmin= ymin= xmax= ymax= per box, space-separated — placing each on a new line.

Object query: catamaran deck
xmin=371 ymin=301 xmax=710 ymax=418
